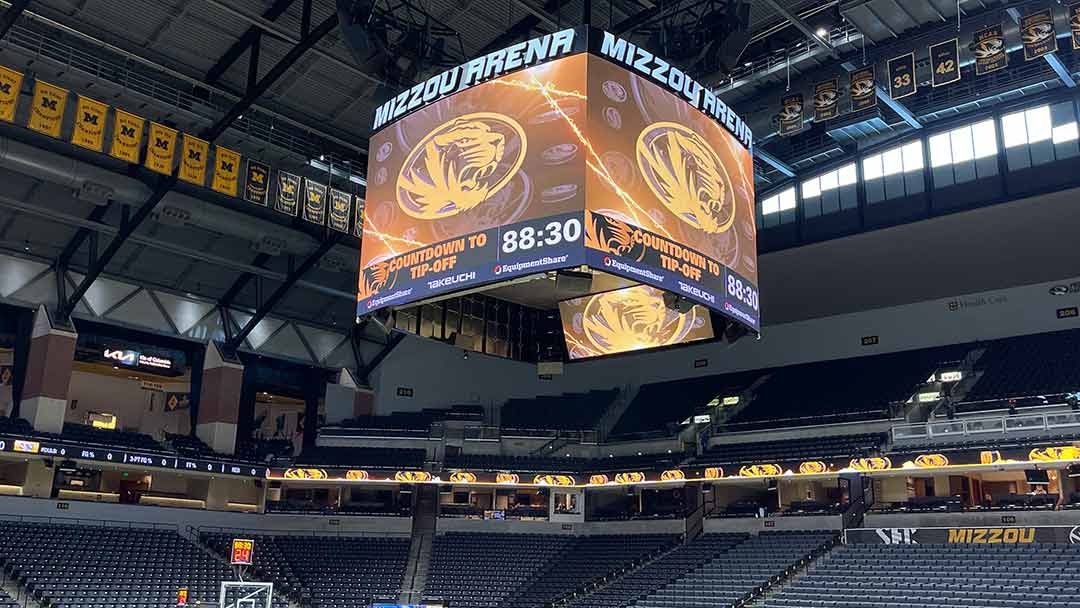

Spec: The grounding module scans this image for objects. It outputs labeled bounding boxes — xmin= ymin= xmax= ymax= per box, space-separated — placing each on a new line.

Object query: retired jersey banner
xmin=1071 ymin=3 xmax=1080 ymax=49
xmin=813 ymin=78 xmax=840 ymax=122
xmin=274 ymin=171 xmax=300 ymax=216
xmin=974 ymin=24 xmax=1008 ymax=75
xmin=110 ymin=109 xmax=145 ymax=163
xmin=211 ymin=146 xmax=240 ymax=196
xmin=179 ymin=134 xmax=210 ymax=186
xmin=888 ymin=53 xmax=917 ymax=99
xmin=145 ymin=122 xmax=178 ymax=175
xmin=778 ymin=93 xmax=804 ymax=136
xmin=71 ymin=96 xmax=108 ymax=152
xmin=1021 ymin=8 xmax=1058 ymax=61
xmin=302 ymin=178 xmax=327 ymax=225
xmin=847 ymin=526 xmax=1080 ymax=545
xmin=328 ymin=188 xmax=351 ymax=233
xmin=27 ymin=80 xmax=67 ymax=138
xmin=353 ymin=196 xmax=364 ymax=237
xmin=0 ymin=66 xmax=23 ymax=123
xmin=930 ymin=38 xmax=961 ymax=87
xmin=244 ymin=159 xmax=270 ymax=206
xmin=849 ymin=65 xmax=877 ymax=112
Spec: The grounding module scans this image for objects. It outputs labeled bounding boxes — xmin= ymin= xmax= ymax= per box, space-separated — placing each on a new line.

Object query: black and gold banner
xmin=212 ymin=146 xmax=241 ymax=196
xmin=275 ymin=171 xmax=300 ymax=216
xmin=0 ymin=66 xmax=23 ymax=123
xmin=110 ymin=109 xmax=145 ymax=164
xmin=778 ymin=93 xmax=804 ymax=136
xmin=328 ymin=188 xmax=351 ymax=233
xmin=1071 ymin=3 xmax=1080 ymax=49
xmin=145 ymin=122 xmax=178 ymax=175
xmin=302 ymin=178 xmax=327 ymax=225
xmin=974 ymin=24 xmax=1008 ymax=75
xmin=849 ymin=65 xmax=877 ymax=112
xmin=887 ymin=53 xmax=917 ymax=99
xmin=70 ymin=95 xmax=108 ymax=152
xmin=813 ymin=78 xmax=840 ymax=122
xmin=1021 ymin=8 xmax=1058 ymax=61
xmin=353 ymin=196 xmax=365 ymax=238
xmin=244 ymin=159 xmax=270 ymax=206
xmin=930 ymin=38 xmax=961 ymax=87
xmin=27 ymin=80 xmax=67 ymax=138
xmin=847 ymin=526 xmax=1080 ymax=545
xmin=179 ymin=134 xmax=210 ymax=186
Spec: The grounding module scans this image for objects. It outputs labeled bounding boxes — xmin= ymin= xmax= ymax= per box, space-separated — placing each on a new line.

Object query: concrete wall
xmin=66 ymin=370 xmax=190 ymax=438
xmin=704 ymin=515 xmax=842 ymax=534
xmin=436 ymin=517 xmax=686 ymax=536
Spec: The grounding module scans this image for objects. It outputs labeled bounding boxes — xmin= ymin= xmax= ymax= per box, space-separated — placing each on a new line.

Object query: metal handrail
xmin=891 ymin=407 xmax=1080 ymax=442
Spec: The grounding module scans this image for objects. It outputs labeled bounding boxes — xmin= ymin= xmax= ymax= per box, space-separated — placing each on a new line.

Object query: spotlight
xmin=815 ymin=27 xmax=828 ymax=37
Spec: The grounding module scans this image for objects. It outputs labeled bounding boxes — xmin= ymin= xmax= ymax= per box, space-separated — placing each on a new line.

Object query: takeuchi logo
xmin=396 ymin=112 xmax=526 ymax=220
xmin=636 ymin=121 xmax=735 ymax=234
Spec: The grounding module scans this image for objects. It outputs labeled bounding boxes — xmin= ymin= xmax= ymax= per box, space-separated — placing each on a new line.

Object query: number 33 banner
xmin=930 ymin=39 xmax=960 ymax=87
xmin=888 ymin=53 xmax=917 ymax=99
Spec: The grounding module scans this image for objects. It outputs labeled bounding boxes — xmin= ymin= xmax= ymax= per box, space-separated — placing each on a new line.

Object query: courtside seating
xmin=767 ymin=543 xmax=1080 ymax=608
xmin=567 ymin=534 xmax=748 ymax=608
xmin=509 ymin=534 xmax=678 ymax=607
xmin=0 ymin=521 xmax=285 ymax=608
xmin=202 ymin=532 xmax=409 ymax=607
xmin=634 ymin=531 xmax=836 ymax=608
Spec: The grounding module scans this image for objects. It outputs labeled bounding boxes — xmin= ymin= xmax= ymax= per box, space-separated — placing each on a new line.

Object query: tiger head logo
xmin=850 ymin=77 xmax=875 ymax=99
xmin=589 ymin=474 xmax=610 ymax=485
xmin=1021 ymin=20 xmax=1054 ymax=45
xmin=283 ymin=468 xmax=327 ymax=480
xmin=394 ymin=470 xmax=432 ymax=482
xmin=579 ymin=286 xmax=697 ymax=356
xmin=614 ymin=472 xmax=646 ymax=484
xmin=914 ymin=454 xmax=949 ymax=468
xmin=397 ymin=113 xmax=526 ymax=220
xmin=974 ymin=36 xmax=1004 ymax=60
xmin=449 ymin=471 xmax=477 ymax=484
xmin=637 ymin=122 xmax=735 ymax=235
xmin=799 ymin=461 xmax=827 ymax=475
xmin=1029 ymin=446 xmax=1080 ymax=462
xmin=813 ymin=87 xmax=837 ymax=110
xmin=778 ymin=97 xmax=803 ymax=122
xmin=660 ymin=469 xmax=686 ymax=481
xmin=849 ymin=457 xmax=892 ymax=472
xmin=357 ymin=256 xmax=394 ymax=300
xmin=345 ymin=470 xmax=369 ymax=481
xmin=704 ymin=467 xmax=723 ymax=479
xmin=738 ymin=464 xmax=782 ymax=478
xmin=534 ymin=474 xmax=575 ymax=486
xmin=496 ymin=473 xmax=520 ymax=484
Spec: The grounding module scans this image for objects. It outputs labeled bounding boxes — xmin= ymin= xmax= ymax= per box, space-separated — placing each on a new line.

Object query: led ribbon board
xmin=359 ymin=27 xmax=759 ymax=332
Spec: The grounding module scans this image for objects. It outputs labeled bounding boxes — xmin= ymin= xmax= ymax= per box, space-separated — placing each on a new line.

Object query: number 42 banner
xmin=930 ymin=38 xmax=960 ymax=87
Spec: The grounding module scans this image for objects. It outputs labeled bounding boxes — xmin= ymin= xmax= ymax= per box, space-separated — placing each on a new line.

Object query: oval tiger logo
xmin=495 ymin=473 xmax=520 ymax=484
xmin=614 ymin=472 xmax=646 ymax=484
xmin=704 ymin=467 xmax=724 ymax=479
xmin=449 ymin=471 xmax=477 ymax=484
xmin=533 ymin=474 xmax=575 ymax=486
xmin=283 ymin=468 xmax=327 ymax=480
xmin=914 ymin=454 xmax=949 ymax=468
xmin=660 ymin=470 xmax=685 ymax=481
xmin=849 ymin=457 xmax=892 ymax=472
xmin=739 ymin=464 xmax=782 ymax=478
xmin=799 ymin=461 xmax=827 ymax=475
xmin=394 ymin=471 xmax=433 ymax=482
xmin=589 ymin=474 xmax=610 ymax=485
xmin=345 ymin=470 xmax=370 ymax=481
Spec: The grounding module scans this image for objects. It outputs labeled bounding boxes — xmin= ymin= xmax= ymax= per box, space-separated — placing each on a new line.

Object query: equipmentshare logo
xmin=494 ymin=255 xmax=569 ymax=275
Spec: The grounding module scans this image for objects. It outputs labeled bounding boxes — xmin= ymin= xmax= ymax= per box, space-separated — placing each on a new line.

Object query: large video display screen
xmin=357 ymin=53 xmax=589 ymax=313
xmin=582 ymin=55 xmax=759 ymax=330
xmin=559 ymin=284 xmax=714 ymax=359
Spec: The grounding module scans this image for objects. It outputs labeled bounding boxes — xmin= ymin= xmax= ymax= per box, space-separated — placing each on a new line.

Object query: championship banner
xmin=110 ymin=109 xmax=145 ymax=163
xmin=353 ymin=196 xmax=364 ymax=237
xmin=302 ymin=178 xmax=327 ymax=225
xmin=778 ymin=93 xmax=804 ymax=136
xmin=848 ymin=526 xmax=1080 ymax=546
xmin=930 ymin=38 xmax=961 ymax=87
xmin=849 ymin=65 xmax=877 ymax=111
xmin=70 ymin=95 xmax=108 ymax=152
xmin=145 ymin=122 xmax=178 ymax=175
xmin=1021 ymin=8 xmax=1058 ymax=61
xmin=27 ymin=80 xmax=67 ymax=138
xmin=178 ymin=134 xmax=209 ymax=186
xmin=211 ymin=146 xmax=241 ymax=196
xmin=274 ymin=171 xmax=300 ymax=216
xmin=813 ymin=78 xmax=840 ymax=122
xmin=887 ymin=53 xmax=916 ymax=99
xmin=0 ymin=66 xmax=23 ymax=123
xmin=243 ymin=159 xmax=270 ymax=206
xmin=974 ymin=24 xmax=1008 ymax=75
xmin=328 ymin=188 xmax=351 ymax=233
xmin=1071 ymin=3 xmax=1080 ymax=50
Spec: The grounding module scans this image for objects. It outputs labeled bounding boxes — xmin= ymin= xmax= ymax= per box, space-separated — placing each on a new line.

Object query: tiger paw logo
xmin=636 ymin=122 xmax=735 ymax=234
xmin=397 ymin=112 xmax=526 ymax=220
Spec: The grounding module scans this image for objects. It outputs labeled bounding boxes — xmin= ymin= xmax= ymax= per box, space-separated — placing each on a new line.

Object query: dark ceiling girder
xmin=56 ymin=204 xmax=109 ymax=269
xmin=359 ymin=330 xmax=406 ymax=384
xmin=56 ymin=13 xmax=341 ymax=321
xmin=0 ymin=0 xmax=31 ymax=39
xmin=479 ymin=0 xmax=563 ymax=54
xmin=758 ymin=0 xmax=838 ymax=59
xmin=226 ymin=234 xmax=343 ymax=351
xmin=219 ymin=252 xmax=272 ymax=310
xmin=204 ymin=0 xmax=298 ymax=86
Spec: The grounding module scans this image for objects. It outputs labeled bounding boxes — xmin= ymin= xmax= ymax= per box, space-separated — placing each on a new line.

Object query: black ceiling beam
xmin=359 ymin=330 xmax=406 ymax=384
xmin=479 ymin=0 xmax=562 ymax=54
xmin=56 ymin=204 xmax=110 ymax=269
xmin=226 ymin=234 xmax=342 ymax=351
xmin=219 ymin=252 xmax=272 ymax=310
xmin=204 ymin=0 xmax=298 ymax=86
xmin=0 ymin=0 xmax=31 ymax=40
xmin=56 ymin=13 xmax=340 ymax=322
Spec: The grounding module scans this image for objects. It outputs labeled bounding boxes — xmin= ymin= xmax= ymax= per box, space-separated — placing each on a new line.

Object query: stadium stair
xmin=552 ymin=535 xmax=690 ymax=607
xmin=399 ymin=485 xmax=438 ymax=604
xmin=0 ymin=578 xmax=44 ymax=608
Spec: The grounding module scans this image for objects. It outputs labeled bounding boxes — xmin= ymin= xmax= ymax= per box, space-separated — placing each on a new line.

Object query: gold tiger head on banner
xmin=495 ymin=473 xmax=520 ymax=484
xmin=799 ymin=461 xmax=828 ymax=475
xmin=779 ymin=97 xmax=803 ymax=121
xmin=283 ymin=468 xmax=327 ymax=480
xmin=974 ymin=36 xmax=1004 ymax=59
xmin=660 ymin=470 xmax=686 ymax=481
xmin=704 ymin=467 xmax=724 ymax=479
xmin=589 ymin=474 xmax=610 ymax=485
xmin=849 ymin=457 xmax=892 ymax=472
xmin=637 ymin=121 xmax=735 ymax=234
xmin=533 ymin=474 xmax=575 ymax=486
xmin=580 ymin=287 xmax=696 ymax=356
xmin=1029 ymin=446 xmax=1080 ymax=462
xmin=449 ymin=471 xmax=477 ymax=484
xmin=850 ymin=77 xmax=875 ymax=99
xmin=394 ymin=470 xmax=432 ymax=482
xmin=1021 ymin=20 xmax=1055 ymax=45
xmin=345 ymin=470 xmax=370 ymax=481
xmin=397 ymin=112 xmax=526 ymax=220
xmin=813 ymin=88 xmax=837 ymax=110
xmin=614 ymin=472 xmax=646 ymax=484
xmin=914 ymin=454 xmax=949 ymax=468
xmin=738 ymin=464 xmax=782 ymax=478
